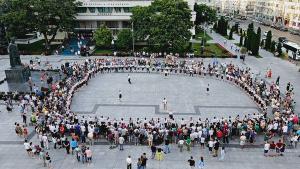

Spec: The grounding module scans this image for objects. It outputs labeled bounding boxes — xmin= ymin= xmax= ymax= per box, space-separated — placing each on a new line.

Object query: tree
xmin=265 ymin=30 xmax=272 ymax=50
xmin=1 ymin=0 xmax=81 ymax=53
xmin=93 ymin=26 xmax=113 ymax=49
xmin=216 ymin=16 xmax=227 ymax=36
xmin=229 ymin=27 xmax=234 ymax=40
xmin=0 ymin=1 xmax=7 ymax=47
xmin=251 ymin=34 xmax=260 ymax=56
xmin=252 ymin=27 xmax=261 ymax=56
xmin=116 ymin=29 xmax=132 ymax=51
xmin=260 ymin=39 xmax=264 ymax=48
xmin=194 ymin=4 xmax=217 ymax=25
xmin=131 ymin=0 xmax=192 ymax=53
xmin=234 ymin=23 xmax=239 ymax=33
xmin=277 ymin=42 xmax=282 ymax=56
xmin=243 ymin=36 xmax=247 ymax=48
xmin=246 ymin=23 xmax=254 ymax=51
xmin=270 ymin=41 xmax=276 ymax=52
xmin=239 ymin=35 xmax=243 ymax=46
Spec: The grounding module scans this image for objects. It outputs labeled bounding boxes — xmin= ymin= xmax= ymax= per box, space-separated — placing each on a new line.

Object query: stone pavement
xmin=71 ymin=72 xmax=258 ymax=120
xmin=0 ymin=143 xmax=299 ymax=169
xmin=207 ymin=30 xmax=300 ymax=113
xmin=0 ymin=30 xmax=300 ymax=168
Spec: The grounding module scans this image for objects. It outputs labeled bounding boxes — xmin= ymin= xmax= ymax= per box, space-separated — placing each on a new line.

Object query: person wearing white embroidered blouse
xmin=126 ymin=156 xmax=132 ymax=169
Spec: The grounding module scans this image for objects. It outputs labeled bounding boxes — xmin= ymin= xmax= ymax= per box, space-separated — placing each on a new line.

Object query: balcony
xmin=76 ymin=12 xmax=132 ymax=21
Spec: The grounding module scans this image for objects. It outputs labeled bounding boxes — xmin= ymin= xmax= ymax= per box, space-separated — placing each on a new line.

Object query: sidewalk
xmin=207 ymin=30 xmax=300 ymax=113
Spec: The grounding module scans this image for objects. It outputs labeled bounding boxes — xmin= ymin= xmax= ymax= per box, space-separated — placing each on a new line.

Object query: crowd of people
xmin=7 ymin=57 xmax=298 ymax=168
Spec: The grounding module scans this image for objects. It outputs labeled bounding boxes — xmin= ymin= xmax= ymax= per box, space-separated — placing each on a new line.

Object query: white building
xmin=254 ymin=0 xmax=300 ymax=29
xmin=76 ymin=0 xmax=196 ymax=35
xmin=239 ymin=0 xmax=256 ymax=18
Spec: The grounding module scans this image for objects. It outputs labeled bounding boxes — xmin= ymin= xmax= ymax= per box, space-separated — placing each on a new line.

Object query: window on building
xmin=97 ymin=7 xmax=112 ymax=13
xmin=88 ymin=7 xmax=96 ymax=13
xmin=106 ymin=21 xmax=119 ymax=28
xmin=123 ymin=7 xmax=132 ymax=13
xmin=77 ymin=7 xmax=87 ymax=13
xmin=114 ymin=7 xmax=122 ymax=13
xmin=97 ymin=21 xmax=106 ymax=28
xmin=123 ymin=21 xmax=130 ymax=28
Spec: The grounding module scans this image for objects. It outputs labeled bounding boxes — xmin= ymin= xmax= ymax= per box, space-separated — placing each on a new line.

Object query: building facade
xmin=254 ymin=0 xmax=300 ymax=29
xmin=76 ymin=0 xmax=196 ymax=35
xmin=198 ymin=0 xmax=300 ymax=30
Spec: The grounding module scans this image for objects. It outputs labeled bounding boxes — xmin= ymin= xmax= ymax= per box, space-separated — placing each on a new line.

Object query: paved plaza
xmin=0 ymin=31 xmax=299 ymax=169
xmin=71 ymin=72 xmax=258 ymax=120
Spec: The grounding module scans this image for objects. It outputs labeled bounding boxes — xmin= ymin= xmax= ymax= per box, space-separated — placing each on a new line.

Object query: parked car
xmin=290 ymin=29 xmax=300 ymax=35
xmin=280 ymin=27 xmax=288 ymax=32
xmin=263 ymin=31 xmax=268 ymax=36
xmin=262 ymin=22 xmax=271 ymax=26
xmin=278 ymin=37 xmax=287 ymax=43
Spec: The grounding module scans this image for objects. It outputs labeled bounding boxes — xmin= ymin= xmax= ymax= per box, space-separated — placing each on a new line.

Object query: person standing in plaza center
xmin=141 ymin=153 xmax=148 ymax=169
xmin=206 ymin=84 xmax=210 ymax=95
xmin=188 ymin=156 xmax=196 ymax=169
xmin=119 ymin=135 xmax=125 ymax=151
xmin=162 ymin=98 xmax=167 ymax=110
xmin=197 ymin=156 xmax=204 ymax=169
xmin=164 ymin=138 xmax=170 ymax=154
xmin=45 ymin=152 xmax=52 ymax=169
xmin=128 ymin=74 xmax=131 ymax=84
xmin=219 ymin=147 xmax=225 ymax=161
xmin=85 ymin=147 xmax=92 ymax=163
xmin=119 ymin=90 xmax=122 ymax=102
xmin=126 ymin=155 xmax=132 ymax=169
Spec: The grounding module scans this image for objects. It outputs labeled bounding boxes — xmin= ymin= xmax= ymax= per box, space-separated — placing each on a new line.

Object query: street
xmin=230 ymin=18 xmax=300 ymax=44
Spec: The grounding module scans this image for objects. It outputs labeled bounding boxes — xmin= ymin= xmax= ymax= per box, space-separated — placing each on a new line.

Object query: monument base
xmin=5 ymin=66 xmax=31 ymax=83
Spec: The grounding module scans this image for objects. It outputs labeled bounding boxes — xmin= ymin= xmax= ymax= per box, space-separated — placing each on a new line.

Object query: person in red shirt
xmin=276 ymin=139 xmax=284 ymax=156
xmin=292 ymin=115 xmax=299 ymax=124
xmin=269 ymin=141 xmax=276 ymax=157
xmin=216 ymin=130 xmax=223 ymax=140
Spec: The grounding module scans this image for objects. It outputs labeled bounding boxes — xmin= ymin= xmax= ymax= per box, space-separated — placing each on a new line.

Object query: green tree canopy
xmin=93 ymin=26 xmax=113 ymax=49
xmin=277 ymin=42 xmax=282 ymax=56
xmin=0 ymin=0 xmax=81 ymax=52
xmin=270 ymin=41 xmax=276 ymax=53
xmin=215 ymin=16 xmax=228 ymax=36
xmin=194 ymin=4 xmax=217 ymax=25
xmin=265 ymin=30 xmax=272 ymax=50
xmin=229 ymin=27 xmax=234 ymax=40
xmin=116 ymin=29 xmax=132 ymax=51
xmin=131 ymin=0 xmax=192 ymax=53
xmin=239 ymin=35 xmax=243 ymax=46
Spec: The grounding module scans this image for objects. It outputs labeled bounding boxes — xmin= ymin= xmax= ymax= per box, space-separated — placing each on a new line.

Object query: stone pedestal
xmin=5 ymin=66 xmax=31 ymax=83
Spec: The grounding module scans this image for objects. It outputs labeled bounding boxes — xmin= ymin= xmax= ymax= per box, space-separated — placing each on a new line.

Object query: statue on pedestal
xmin=8 ymin=38 xmax=22 ymax=68
xmin=5 ymin=37 xmax=31 ymax=83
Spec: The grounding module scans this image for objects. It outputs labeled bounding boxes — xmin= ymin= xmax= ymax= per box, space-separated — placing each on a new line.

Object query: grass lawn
xmin=18 ymin=40 xmax=59 ymax=54
xmin=195 ymin=31 xmax=212 ymax=41
xmin=192 ymin=43 xmax=232 ymax=57
xmin=94 ymin=48 xmax=113 ymax=55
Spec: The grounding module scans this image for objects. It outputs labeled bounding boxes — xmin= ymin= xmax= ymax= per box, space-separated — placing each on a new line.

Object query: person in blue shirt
xmin=197 ymin=156 xmax=204 ymax=169
xmin=70 ymin=139 xmax=78 ymax=155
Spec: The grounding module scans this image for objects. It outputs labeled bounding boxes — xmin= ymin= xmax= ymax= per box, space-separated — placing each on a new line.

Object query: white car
xmin=263 ymin=31 xmax=268 ymax=36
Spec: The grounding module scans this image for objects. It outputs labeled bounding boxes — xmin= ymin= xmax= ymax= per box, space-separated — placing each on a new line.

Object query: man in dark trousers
xmin=128 ymin=74 xmax=131 ymax=84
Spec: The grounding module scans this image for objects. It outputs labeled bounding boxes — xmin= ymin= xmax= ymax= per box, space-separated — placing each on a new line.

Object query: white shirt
xmin=126 ymin=157 xmax=132 ymax=164
xmin=178 ymin=140 xmax=184 ymax=145
xmin=24 ymin=142 xmax=30 ymax=150
xmin=119 ymin=137 xmax=125 ymax=144
xmin=282 ymin=126 xmax=288 ymax=133
xmin=264 ymin=143 xmax=270 ymax=150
